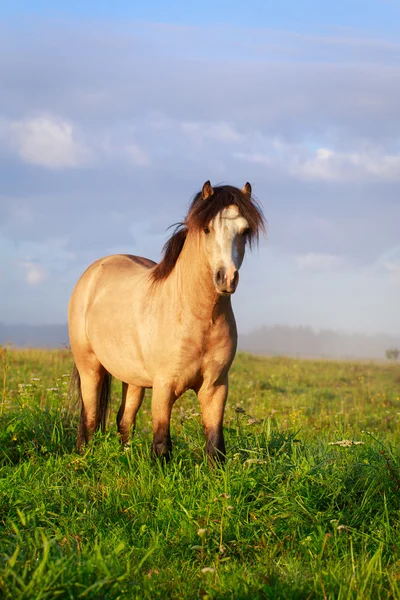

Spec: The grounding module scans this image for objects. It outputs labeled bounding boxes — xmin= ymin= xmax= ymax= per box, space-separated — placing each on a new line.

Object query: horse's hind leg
xmin=76 ymin=359 xmax=107 ymax=450
xmin=117 ymin=383 xmax=145 ymax=445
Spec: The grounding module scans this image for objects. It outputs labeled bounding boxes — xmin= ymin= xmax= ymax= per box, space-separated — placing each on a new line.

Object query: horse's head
xmin=200 ymin=182 xmax=251 ymax=295
xmin=188 ymin=181 xmax=265 ymax=295
xmin=151 ymin=181 xmax=265 ymax=289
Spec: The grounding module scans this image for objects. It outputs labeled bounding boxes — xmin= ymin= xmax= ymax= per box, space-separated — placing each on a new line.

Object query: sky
xmin=1 ymin=1 xmax=399 ymax=335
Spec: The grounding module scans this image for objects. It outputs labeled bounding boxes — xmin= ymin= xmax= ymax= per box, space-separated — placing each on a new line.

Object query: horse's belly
xmin=90 ymin=332 xmax=153 ymax=386
xmin=86 ymin=302 xmax=153 ymax=386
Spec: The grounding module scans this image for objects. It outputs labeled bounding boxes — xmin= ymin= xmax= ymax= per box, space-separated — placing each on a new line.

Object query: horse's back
xmin=118 ymin=254 xmax=157 ymax=270
xmin=89 ymin=253 xmax=156 ymax=277
xmin=69 ymin=254 xmax=155 ymax=309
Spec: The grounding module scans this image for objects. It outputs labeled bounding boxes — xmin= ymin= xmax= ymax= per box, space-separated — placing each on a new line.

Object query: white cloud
xmin=291 ymin=146 xmax=400 ymax=181
xmin=233 ymin=151 xmax=272 ymax=167
xmin=5 ymin=115 xmax=92 ymax=169
xmin=291 ymin=148 xmax=338 ymax=181
xmin=295 ymin=253 xmax=344 ymax=271
xmin=1 ymin=115 xmax=152 ymax=169
xmin=234 ymin=143 xmax=400 ymax=182
xmin=124 ymin=143 xmax=150 ymax=167
xmin=19 ymin=261 xmax=47 ymax=285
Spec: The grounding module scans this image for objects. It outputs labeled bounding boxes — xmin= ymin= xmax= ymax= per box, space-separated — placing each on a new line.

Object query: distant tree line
xmin=386 ymin=348 xmax=399 ymax=361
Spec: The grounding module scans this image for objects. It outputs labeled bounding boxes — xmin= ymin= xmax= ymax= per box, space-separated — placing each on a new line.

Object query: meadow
xmin=1 ymin=347 xmax=400 ymax=599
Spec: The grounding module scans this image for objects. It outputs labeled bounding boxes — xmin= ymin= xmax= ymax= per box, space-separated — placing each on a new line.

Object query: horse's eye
xmin=242 ymin=227 xmax=251 ymax=236
xmin=204 ymin=226 xmax=210 ymax=234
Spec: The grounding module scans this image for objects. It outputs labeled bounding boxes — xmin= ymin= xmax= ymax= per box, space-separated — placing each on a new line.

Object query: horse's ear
xmin=202 ymin=180 xmax=214 ymax=199
xmin=242 ymin=182 xmax=252 ymax=198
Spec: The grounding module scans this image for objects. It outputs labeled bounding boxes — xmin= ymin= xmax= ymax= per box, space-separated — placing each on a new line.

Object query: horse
xmin=68 ymin=181 xmax=265 ymax=462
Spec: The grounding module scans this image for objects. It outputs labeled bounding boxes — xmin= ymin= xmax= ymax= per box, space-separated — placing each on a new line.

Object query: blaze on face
xmin=203 ymin=204 xmax=250 ymax=295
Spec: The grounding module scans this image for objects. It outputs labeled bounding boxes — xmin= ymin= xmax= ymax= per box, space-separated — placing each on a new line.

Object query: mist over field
xmin=1 ymin=322 xmax=399 ymax=360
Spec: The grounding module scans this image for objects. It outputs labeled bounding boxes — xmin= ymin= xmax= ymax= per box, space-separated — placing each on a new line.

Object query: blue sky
xmin=1 ymin=1 xmax=399 ymax=335
xmin=5 ymin=0 xmax=400 ymax=36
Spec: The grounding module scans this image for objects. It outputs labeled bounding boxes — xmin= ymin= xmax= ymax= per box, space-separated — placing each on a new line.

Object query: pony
xmin=68 ymin=181 xmax=265 ymax=462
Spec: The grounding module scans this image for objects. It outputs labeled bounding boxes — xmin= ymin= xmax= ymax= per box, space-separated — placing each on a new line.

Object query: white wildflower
xmin=329 ymin=440 xmax=365 ymax=447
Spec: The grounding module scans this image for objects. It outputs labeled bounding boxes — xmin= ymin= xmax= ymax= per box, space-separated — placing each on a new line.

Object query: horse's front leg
xmin=197 ymin=378 xmax=228 ymax=463
xmin=117 ymin=383 xmax=145 ymax=445
xmin=151 ymin=381 xmax=175 ymax=461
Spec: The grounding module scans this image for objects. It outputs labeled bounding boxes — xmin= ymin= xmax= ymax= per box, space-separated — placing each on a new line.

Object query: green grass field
xmin=1 ymin=347 xmax=400 ymax=599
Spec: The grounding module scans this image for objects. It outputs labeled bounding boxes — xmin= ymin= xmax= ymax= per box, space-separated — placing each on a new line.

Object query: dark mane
xmin=151 ymin=184 xmax=265 ymax=282
xmin=151 ymin=224 xmax=187 ymax=282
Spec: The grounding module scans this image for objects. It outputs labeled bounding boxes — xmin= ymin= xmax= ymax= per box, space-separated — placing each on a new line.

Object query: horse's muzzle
xmin=214 ymin=267 xmax=239 ymax=295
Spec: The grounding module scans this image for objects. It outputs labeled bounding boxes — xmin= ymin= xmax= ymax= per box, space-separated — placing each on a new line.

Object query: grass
xmin=1 ymin=347 xmax=400 ymax=599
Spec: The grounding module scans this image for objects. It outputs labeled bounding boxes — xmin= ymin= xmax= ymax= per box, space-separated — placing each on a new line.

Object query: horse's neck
xmin=171 ymin=232 xmax=231 ymax=322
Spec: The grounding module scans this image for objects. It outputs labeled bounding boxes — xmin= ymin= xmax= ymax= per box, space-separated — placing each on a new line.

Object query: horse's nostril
xmin=233 ymin=270 xmax=239 ymax=285
xmin=216 ymin=269 xmax=224 ymax=285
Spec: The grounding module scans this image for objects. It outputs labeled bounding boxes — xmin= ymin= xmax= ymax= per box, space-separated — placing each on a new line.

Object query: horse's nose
xmin=214 ymin=267 xmax=239 ymax=294
xmin=227 ymin=269 xmax=239 ymax=293
xmin=231 ymin=269 xmax=239 ymax=289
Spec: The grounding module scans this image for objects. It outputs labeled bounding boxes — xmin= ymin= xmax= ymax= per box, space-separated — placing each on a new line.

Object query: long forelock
xmin=185 ymin=185 xmax=266 ymax=247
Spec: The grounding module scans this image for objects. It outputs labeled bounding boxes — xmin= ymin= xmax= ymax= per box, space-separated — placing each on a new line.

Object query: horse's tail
xmin=69 ymin=363 xmax=112 ymax=433
xmin=69 ymin=363 xmax=82 ymax=412
xmin=99 ymin=370 xmax=112 ymax=432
